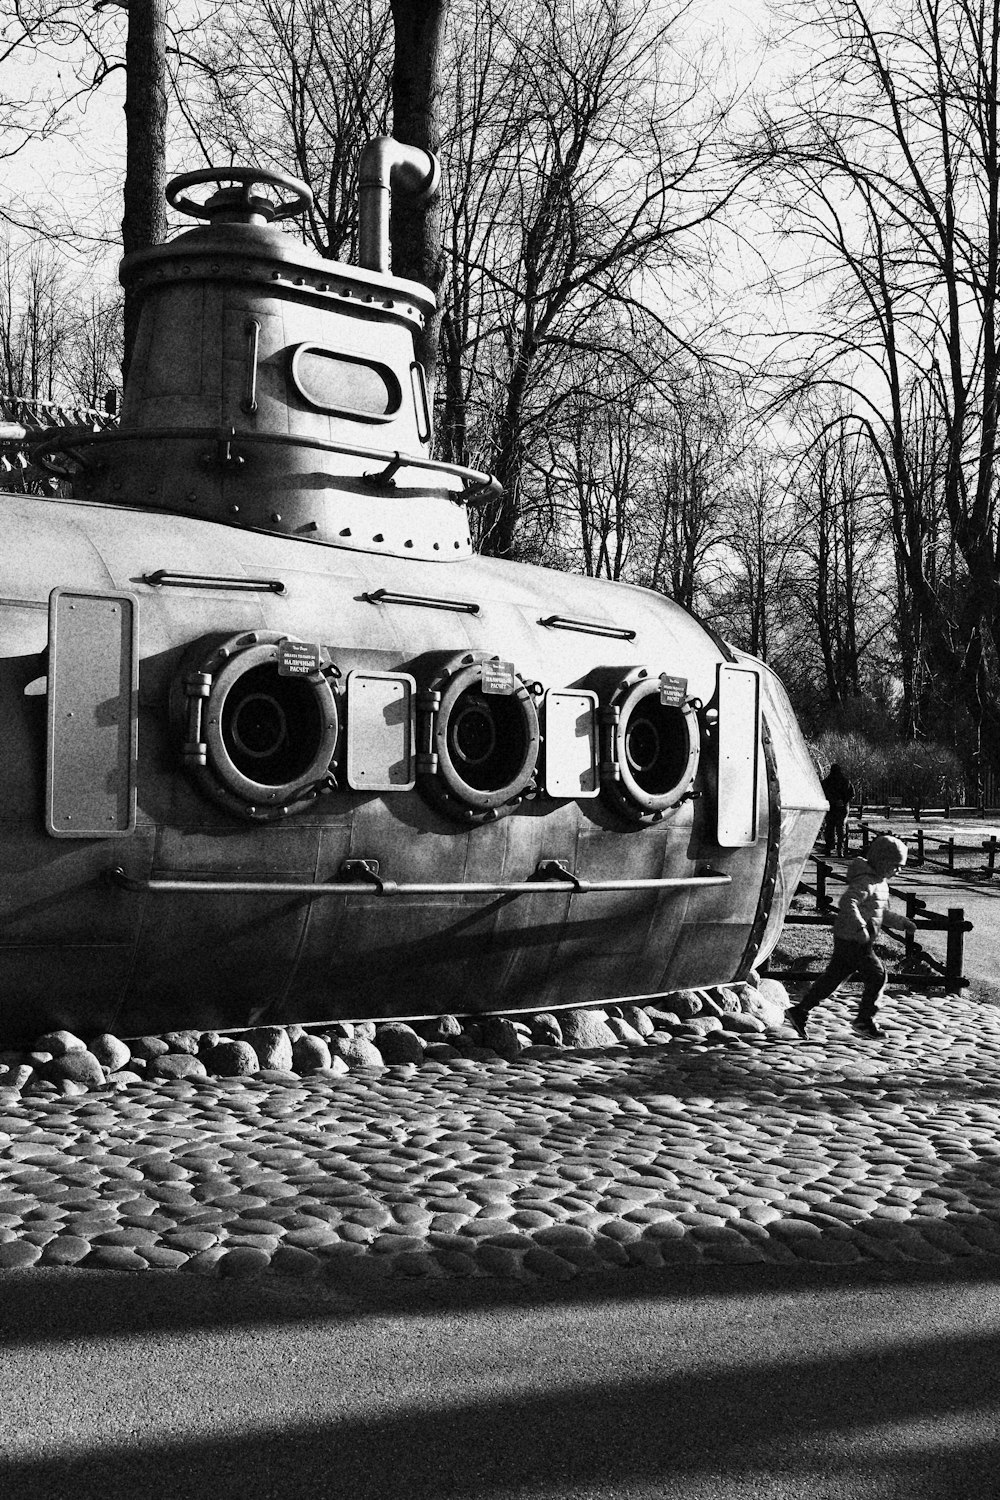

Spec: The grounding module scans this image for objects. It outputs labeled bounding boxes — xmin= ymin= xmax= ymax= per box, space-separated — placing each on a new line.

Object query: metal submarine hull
xmin=0 ymin=493 xmax=824 ymax=1044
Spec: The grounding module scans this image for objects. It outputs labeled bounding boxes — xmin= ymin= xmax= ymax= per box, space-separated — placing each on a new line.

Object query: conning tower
xmin=57 ymin=147 xmax=495 ymax=562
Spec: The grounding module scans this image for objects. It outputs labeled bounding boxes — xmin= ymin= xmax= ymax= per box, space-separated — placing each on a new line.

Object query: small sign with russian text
xmin=482 ymin=660 xmax=516 ymax=696
xmin=278 ymin=640 xmax=322 ymax=677
xmin=659 ymin=673 xmax=688 ymax=707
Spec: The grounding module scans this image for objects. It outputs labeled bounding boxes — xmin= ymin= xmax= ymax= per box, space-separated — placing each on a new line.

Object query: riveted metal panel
xmin=544 ymin=689 xmax=599 ymax=798
xmin=46 ymin=588 xmax=138 ymax=837
xmin=716 ymin=663 xmax=760 ymax=846
xmin=346 ymin=670 xmax=416 ymax=790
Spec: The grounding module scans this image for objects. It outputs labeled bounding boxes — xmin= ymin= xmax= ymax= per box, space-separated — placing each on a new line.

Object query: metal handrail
xmin=142 ymin=570 xmax=285 ymax=594
xmin=539 ymin=614 xmax=637 ymax=641
xmin=30 ymin=424 xmax=501 ymax=502
xmin=108 ymin=865 xmax=731 ymax=898
xmin=360 ymin=588 xmax=480 ymax=614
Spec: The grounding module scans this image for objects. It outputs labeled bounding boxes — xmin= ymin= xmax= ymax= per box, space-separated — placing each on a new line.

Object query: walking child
xmin=785 ymin=834 xmax=916 ymax=1039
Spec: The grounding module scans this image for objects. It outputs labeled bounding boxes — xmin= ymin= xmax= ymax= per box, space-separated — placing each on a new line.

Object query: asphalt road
xmin=2 ymin=1260 xmax=999 ymax=1500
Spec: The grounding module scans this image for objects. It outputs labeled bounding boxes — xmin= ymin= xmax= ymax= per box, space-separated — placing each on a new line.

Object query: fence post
xmin=945 ymin=908 xmax=966 ymax=993
xmin=983 ymin=836 xmax=997 ymax=876
xmin=947 ymin=837 xmax=955 ymax=875
xmin=861 ymin=822 xmax=870 ymax=852
xmin=914 ymin=828 xmax=925 ymax=865
xmin=904 ymin=893 xmax=920 ymax=959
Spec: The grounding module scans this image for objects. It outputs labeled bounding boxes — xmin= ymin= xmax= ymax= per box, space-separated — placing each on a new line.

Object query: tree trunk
xmin=389 ymin=0 xmax=448 ymax=383
xmin=122 ymin=0 xmax=167 ymax=386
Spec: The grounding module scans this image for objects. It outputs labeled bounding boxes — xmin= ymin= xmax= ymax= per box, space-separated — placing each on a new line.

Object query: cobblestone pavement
xmin=2 ymin=989 xmax=1000 ymax=1285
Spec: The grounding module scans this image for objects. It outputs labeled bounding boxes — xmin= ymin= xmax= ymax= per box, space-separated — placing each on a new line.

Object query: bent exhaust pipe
xmin=358 ymin=136 xmax=441 ymax=275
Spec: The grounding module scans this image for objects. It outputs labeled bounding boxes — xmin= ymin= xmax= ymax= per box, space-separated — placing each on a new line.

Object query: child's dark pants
xmin=799 ymin=937 xmax=886 ymax=1022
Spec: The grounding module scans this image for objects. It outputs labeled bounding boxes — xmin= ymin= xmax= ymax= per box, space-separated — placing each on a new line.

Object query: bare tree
xmin=754 ymin=0 xmax=1000 ymax=785
xmin=439 ymin=0 xmax=750 ymax=559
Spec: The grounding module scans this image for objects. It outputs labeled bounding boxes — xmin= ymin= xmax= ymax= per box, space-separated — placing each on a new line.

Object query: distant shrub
xmin=885 ymin=741 xmax=963 ymax=818
xmin=811 ymin=732 xmax=963 ymax=816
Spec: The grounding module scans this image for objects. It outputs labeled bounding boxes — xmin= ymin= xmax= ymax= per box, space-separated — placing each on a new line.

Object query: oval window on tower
xmin=290 ymin=344 xmax=402 ymax=421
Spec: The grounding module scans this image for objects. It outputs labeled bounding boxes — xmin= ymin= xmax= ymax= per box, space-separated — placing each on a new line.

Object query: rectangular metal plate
xmin=277 ymin=639 xmax=321 ymax=676
xmin=481 ymin=660 xmax=516 ymax=696
xmin=716 ymin=664 xmax=760 ymax=846
xmin=659 ymin=673 xmax=688 ymax=706
xmin=346 ymin=671 xmax=416 ymax=791
xmin=46 ymin=588 xmax=138 ymax=837
xmin=544 ymin=689 xmax=599 ymax=798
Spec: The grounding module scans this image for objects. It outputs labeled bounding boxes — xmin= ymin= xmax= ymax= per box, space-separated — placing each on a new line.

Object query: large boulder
xmin=375 ymin=1023 xmax=425 ymax=1065
xmin=148 ymin=1053 xmax=208 ymax=1080
xmin=206 ymin=1039 xmax=260 ymax=1077
xmin=162 ymin=1030 xmax=201 ymax=1056
xmin=618 ymin=1005 xmax=655 ymax=1038
xmin=89 ymin=1034 xmax=131 ymax=1072
xmin=720 ymin=1011 xmax=766 ymax=1035
xmin=481 ymin=1017 xmax=528 ymax=1060
xmin=606 ymin=1016 xmax=646 ymax=1046
xmin=35 ymin=1029 xmax=86 ymax=1058
xmin=679 ymin=1014 xmax=724 ymax=1037
xmin=709 ymin=986 xmax=744 ymax=1015
xmin=45 ymin=1050 xmax=105 ymax=1088
xmin=558 ymin=1009 xmax=618 ymax=1049
xmin=245 ymin=1026 xmax=293 ymax=1071
xmin=642 ymin=1007 xmax=682 ymax=1030
xmin=743 ymin=978 xmax=790 ymax=1030
xmin=657 ymin=990 xmax=703 ymax=1020
xmin=332 ymin=1037 xmax=384 ymax=1069
xmin=528 ymin=1013 xmax=563 ymax=1046
xmin=130 ymin=1035 xmax=171 ymax=1061
xmin=291 ymin=1034 xmax=332 ymax=1074
xmin=421 ymin=1014 xmax=463 ymax=1043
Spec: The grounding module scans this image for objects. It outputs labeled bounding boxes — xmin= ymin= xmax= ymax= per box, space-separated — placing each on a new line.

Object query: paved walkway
xmin=3 ymin=987 xmax=1000 ymax=1285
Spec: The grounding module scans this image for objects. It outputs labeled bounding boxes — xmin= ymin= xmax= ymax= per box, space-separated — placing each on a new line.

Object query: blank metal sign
xmin=346 ymin=670 xmax=416 ymax=791
xmin=46 ymin=588 xmax=138 ymax=837
xmin=544 ymin=689 xmax=599 ymax=798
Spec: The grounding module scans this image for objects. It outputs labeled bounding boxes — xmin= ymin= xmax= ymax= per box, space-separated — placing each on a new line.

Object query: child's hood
xmin=845 ymin=856 xmax=875 ymax=882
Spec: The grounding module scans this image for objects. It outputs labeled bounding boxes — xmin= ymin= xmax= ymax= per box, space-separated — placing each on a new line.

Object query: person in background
xmin=821 ymin=761 xmax=854 ymax=856
xmin=785 ymin=834 xmax=916 ymax=1040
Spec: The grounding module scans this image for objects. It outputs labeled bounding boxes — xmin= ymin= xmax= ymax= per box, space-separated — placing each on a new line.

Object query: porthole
xmin=289 ymin=343 xmax=402 ymax=422
xmin=418 ymin=654 xmax=540 ymax=823
xmin=171 ymin=632 xmax=340 ymax=821
xmin=601 ymin=670 xmax=700 ymax=823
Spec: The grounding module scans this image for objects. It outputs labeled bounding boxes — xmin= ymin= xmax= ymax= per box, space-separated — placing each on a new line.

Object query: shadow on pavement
xmin=0 ymin=1266 xmax=998 ymax=1499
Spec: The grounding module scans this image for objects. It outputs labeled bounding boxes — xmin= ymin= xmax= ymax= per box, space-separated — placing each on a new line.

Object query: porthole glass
xmin=290 ymin=344 xmax=402 ymax=420
xmin=219 ymin=663 xmax=325 ymax=786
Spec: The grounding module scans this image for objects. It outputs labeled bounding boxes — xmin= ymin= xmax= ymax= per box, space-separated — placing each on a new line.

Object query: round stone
xmin=559 ymin=1010 xmax=618 ymax=1049
xmin=332 ymin=1038 xmax=384 ymax=1069
xmin=292 ymin=1035 xmax=332 ymax=1074
xmin=34 ymin=1030 xmax=86 ymax=1058
xmin=89 ymin=1034 xmax=131 ymax=1071
xmin=217 ymin=1246 xmax=272 ymax=1277
xmin=130 ymin=1036 xmax=171 ymax=1061
xmin=374 ymin=1024 xmax=425 ymax=1065
xmin=148 ymin=1054 xmax=208 ymax=1081
xmin=245 ymin=1027 xmax=294 ymax=1071
xmin=162 ymin=1031 xmax=202 ymax=1055
xmin=45 ymin=1050 xmax=106 ymax=1088
xmin=206 ymin=1040 xmax=259 ymax=1077
xmin=0 ymin=1241 xmax=42 ymax=1268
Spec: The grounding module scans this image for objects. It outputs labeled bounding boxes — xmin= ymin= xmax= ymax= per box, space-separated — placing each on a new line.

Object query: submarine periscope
xmin=0 ymin=142 xmax=827 ymax=1044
